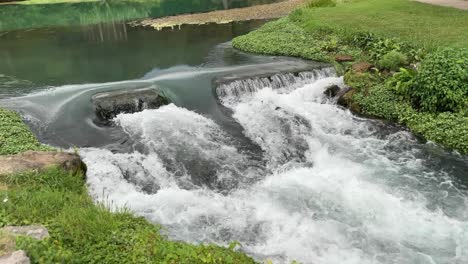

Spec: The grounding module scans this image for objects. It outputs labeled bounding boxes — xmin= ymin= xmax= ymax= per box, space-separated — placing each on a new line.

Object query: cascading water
xmin=216 ymin=67 xmax=335 ymax=102
xmin=81 ymin=69 xmax=468 ymax=264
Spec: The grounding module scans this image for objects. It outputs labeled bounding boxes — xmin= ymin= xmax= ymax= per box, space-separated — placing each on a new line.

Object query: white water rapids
xmin=80 ymin=73 xmax=468 ymax=264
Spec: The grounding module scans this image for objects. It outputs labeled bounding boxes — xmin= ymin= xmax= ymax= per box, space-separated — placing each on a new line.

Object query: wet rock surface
xmin=0 ymin=151 xmax=85 ymax=175
xmin=92 ymin=87 xmax=169 ymax=121
xmin=323 ymin=84 xmax=341 ymax=98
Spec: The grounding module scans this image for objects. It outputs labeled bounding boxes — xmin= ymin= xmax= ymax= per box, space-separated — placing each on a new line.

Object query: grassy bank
xmin=0 ymin=109 xmax=52 ymax=155
xmin=0 ymin=108 xmax=256 ymax=263
xmin=233 ymin=0 xmax=468 ymax=154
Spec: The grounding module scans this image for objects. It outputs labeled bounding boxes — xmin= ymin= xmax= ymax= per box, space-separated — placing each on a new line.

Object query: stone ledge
xmin=0 ymin=151 xmax=85 ymax=176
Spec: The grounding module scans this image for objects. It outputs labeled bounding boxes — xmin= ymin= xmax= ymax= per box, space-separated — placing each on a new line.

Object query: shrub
xmin=410 ymin=48 xmax=468 ymax=112
xmin=352 ymin=32 xmax=377 ymax=50
xmin=386 ymin=67 xmax=417 ymax=99
xmin=378 ymin=51 xmax=408 ymax=71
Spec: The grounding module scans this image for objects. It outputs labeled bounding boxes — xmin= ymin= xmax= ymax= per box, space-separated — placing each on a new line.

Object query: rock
xmin=337 ymin=88 xmax=361 ymax=113
xmin=335 ymin=55 xmax=354 ymax=62
xmin=92 ymin=87 xmax=169 ymax=121
xmin=335 ymin=86 xmax=352 ymax=100
xmin=2 ymin=225 xmax=49 ymax=240
xmin=0 ymin=250 xmax=30 ymax=264
xmin=0 ymin=151 xmax=86 ymax=175
xmin=352 ymin=62 xmax=373 ymax=73
xmin=323 ymin=85 xmax=341 ymax=98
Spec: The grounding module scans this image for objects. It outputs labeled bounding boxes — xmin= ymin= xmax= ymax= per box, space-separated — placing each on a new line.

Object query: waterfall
xmin=215 ymin=67 xmax=336 ymax=103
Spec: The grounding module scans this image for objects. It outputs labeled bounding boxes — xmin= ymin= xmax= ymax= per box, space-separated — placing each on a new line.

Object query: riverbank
xmin=0 ymin=0 xmax=279 ymax=31
xmin=0 ymin=107 xmax=256 ymax=263
xmin=131 ymin=0 xmax=307 ymax=30
xmin=232 ymin=0 xmax=468 ymax=154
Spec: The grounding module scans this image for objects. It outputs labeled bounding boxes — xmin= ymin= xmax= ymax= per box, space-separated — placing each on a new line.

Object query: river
xmin=0 ymin=6 xmax=467 ymax=264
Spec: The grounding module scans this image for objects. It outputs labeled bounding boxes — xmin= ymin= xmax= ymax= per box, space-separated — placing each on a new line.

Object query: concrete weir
xmin=213 ymin=60 xmax=336 ymax=101
xmin=91 ymin=87 xmax=169 ymax=121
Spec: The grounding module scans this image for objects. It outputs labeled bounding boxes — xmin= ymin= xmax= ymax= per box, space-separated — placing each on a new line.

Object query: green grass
xmin=0 ymin=108 xmax=53 ymax=155
xmin=0 ymin=168 xmax=257 ymax=263
xmin=233 ymin=0 xmax=468 ymax=154
xmin=298 ymin=0 xmax=468 ymax=49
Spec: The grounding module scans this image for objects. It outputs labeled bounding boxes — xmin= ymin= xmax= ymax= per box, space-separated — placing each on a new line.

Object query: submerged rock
xmin=0 ymin=151 xmax=85 ymax=175
xmin=323 ymin=84 xmax=341 ymax=98
xmin=337 ymin=88 xmax=361 ymax=112
xmin=92 ymin=87 xmax=169 ymax=121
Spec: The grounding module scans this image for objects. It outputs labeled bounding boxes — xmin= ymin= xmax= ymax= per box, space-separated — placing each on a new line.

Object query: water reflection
xmin=0 ymin=20 xmax=267 ymax=95
xmin=0 ymin=0 xmax=281 ymax=32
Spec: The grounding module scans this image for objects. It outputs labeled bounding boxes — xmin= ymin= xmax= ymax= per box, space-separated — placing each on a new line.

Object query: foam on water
xmin=81 ymin=75 xmax=468 ymax=264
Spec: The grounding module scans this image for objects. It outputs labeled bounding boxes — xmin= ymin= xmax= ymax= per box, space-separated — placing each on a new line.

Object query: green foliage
xmin=232 ymin=18 xmax=360 ymax=63
xmin=368 ymin=38 xmax=404 ymax=61
xmin=353 ymin=83 xmax=406 ymax=121
xmin=377 ymin=51 xmax=408 ymax=71
xmin=0 ymin=168 xmax=256 ymax=263
xmin=400 ymin=110 xmax=468 ymax=153
xmin=344 ymin=71 xmax=381 ymax=92
xmin=306 ymin=0 xmax=336 ymax=8
xmin=386 ymin=67 xmax=417 ymax=99
xmin=351 ymin=81 xmax=468 ymax=153
xmin=410 ymin=47 xmax=468 ymax=113
xmin=16 ymin=237 xmax=73 ymax=263
xmin=0 ymin=109 xmax=54 ymax=155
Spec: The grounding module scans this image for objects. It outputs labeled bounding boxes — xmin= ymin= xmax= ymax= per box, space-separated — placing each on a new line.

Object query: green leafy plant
xmin=352 ymin=32 xmax=377 ymax=49
xmin=410 ymin=47 xmax=468 ymax=112
xmin=386 ymin=67 xmax=417 ymax=98
xmin=377 ymin=50 xmax=408 ymax=71
xmin=0 ymin=109 xmax=54 ymax=155
xmin=368 ymin=38 xmax=402 ymax=61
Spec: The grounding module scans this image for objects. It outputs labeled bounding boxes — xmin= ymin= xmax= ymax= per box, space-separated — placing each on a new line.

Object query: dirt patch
xmin=0 ymin=232 xmax=16 ymax=256
xmin=415 ymin=0 xmax=468 ymax=10
xmin=131 ymin=0 xmax=307 ymax=30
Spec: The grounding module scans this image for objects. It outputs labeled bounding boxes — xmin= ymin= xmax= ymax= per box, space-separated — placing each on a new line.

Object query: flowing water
xmin=1 ymin=16 xmax=468 ymax=264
